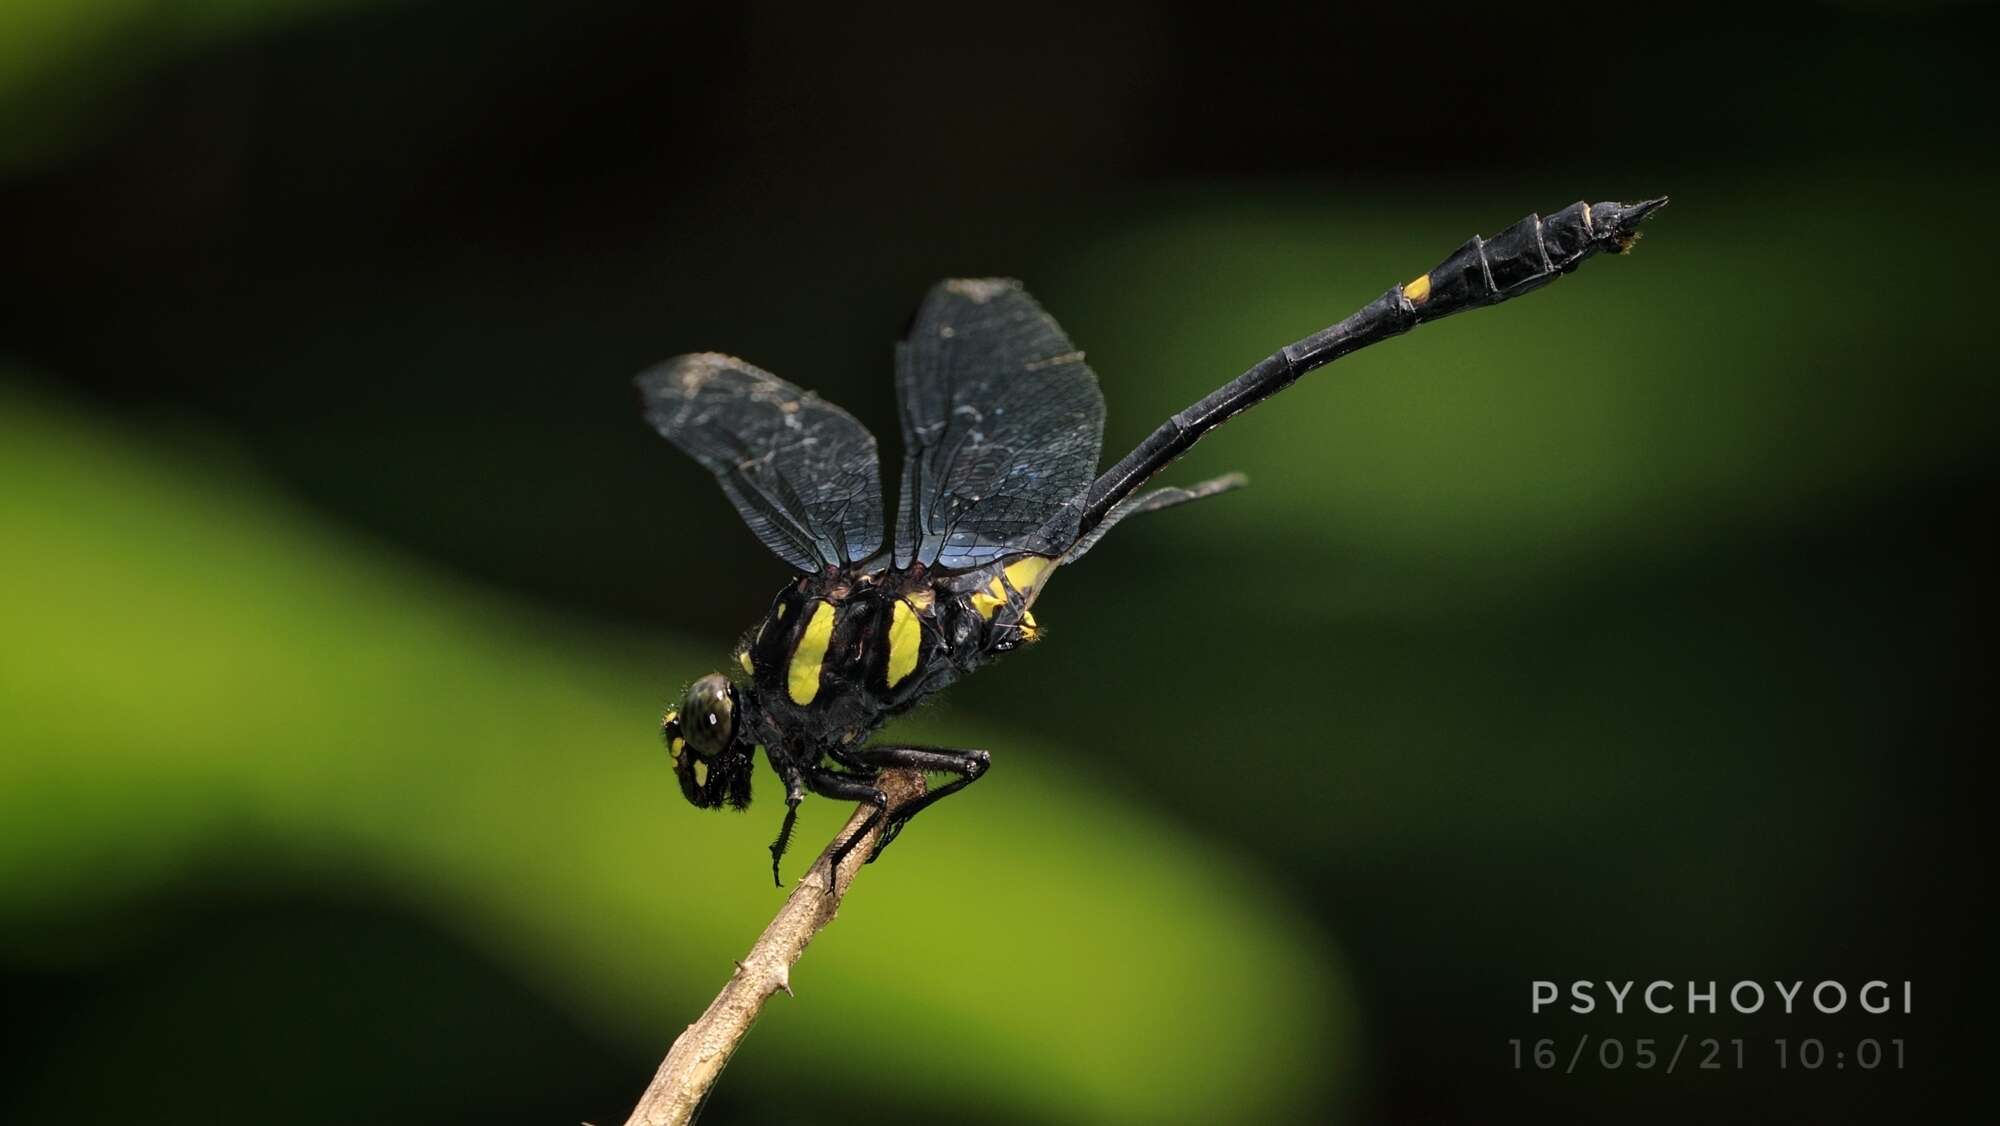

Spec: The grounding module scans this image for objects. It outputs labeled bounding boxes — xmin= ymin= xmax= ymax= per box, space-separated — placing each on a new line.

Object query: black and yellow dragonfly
xmin=638 ymin=196 xmax=1666 ymax=885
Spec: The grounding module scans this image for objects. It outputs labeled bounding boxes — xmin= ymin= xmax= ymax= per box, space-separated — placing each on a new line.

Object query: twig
xmin=621 ymin=769 xmax=927 ymax=1126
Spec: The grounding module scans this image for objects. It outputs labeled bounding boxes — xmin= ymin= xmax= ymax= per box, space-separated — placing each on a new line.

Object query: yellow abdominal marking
xmin=1004 ymin=555 xmax=1055 ymax=598
xmin=886 ymin=599 xmax=923 ymax=688
xmin=787 ymin=599 xmax=836 ymax=705
xmin=1401 ymin=273 xmax=1432 ymax=304
xmin=970 ymin=578 xmax=1007 ymax=620
xmin=973 ymin=556 xmax=1060 ymax=621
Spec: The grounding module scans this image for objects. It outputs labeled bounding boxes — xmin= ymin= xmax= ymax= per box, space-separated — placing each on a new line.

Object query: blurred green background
xmin=1 ymin=2 xmax=1989 ymax=1123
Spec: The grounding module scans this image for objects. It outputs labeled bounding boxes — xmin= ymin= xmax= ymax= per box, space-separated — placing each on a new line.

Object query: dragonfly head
xmin=662 ymin=673 xmax=755 ymax=810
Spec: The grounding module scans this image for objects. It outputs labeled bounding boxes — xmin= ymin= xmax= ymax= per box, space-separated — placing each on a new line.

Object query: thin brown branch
xmin=621 ymin=769 xmax=927 ymax=1126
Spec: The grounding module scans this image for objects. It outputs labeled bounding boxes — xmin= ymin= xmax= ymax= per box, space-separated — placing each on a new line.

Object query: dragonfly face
xmin=662 ymin=673 xmax=754 ymax=810
xmin=636 ymin=197 xmax=1666 ymax=886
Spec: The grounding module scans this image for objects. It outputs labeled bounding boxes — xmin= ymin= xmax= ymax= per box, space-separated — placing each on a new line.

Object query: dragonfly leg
xmin=764 ymin=757 xmax=812 ymax=887
xmin=846 ymin=744 xmax=991 ymax=861
xmin=805 ymin=767 xmax=888 ymax=893
xmin=767 ymin=798 xmax=801 ymax=888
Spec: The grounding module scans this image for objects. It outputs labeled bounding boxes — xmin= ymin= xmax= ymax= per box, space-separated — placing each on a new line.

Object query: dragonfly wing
xmin=892 ymin=279 xmax=1106 ymax=570
xmin=1063 ymin=472 xmax=1247 ymax=563
xmin=638 ymin=353 xmax=885 ymax=572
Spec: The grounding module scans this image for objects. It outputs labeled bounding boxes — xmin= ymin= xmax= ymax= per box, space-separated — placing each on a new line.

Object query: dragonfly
xmin=638 ymin=196 xmax=1666 ymax=886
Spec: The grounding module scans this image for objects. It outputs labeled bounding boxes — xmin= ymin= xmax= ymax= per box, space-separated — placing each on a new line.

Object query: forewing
xmin=893 ymin=279 xmax=1106 ymax=570
xmin=637 ymin=353 xmax=885 ymax=571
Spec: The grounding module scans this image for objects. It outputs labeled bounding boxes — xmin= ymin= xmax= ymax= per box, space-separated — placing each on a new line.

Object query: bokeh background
xmin=2 ymin=2 xmax=1990 ymax=1122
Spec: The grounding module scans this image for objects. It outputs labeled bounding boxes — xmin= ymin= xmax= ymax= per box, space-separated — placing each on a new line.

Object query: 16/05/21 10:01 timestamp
xmin=1509 ymin=1037 xmax=1907 ymax=1072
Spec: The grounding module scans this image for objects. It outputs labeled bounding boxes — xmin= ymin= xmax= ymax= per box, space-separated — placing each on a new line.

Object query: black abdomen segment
xmin=1080 ymin=197 xmax=1667 ymax=534
xmin=1408 ymin=199 xmax=1653 ymax=320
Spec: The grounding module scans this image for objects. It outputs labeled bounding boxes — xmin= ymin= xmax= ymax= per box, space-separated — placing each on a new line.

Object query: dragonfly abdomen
xmin=1399 ymin=199 xmax=1655 ymax=323
xmin=1080 ymin=196 xmax=1665 ymax=535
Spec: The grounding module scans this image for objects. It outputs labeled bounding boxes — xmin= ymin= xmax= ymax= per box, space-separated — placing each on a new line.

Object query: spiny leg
xmin=768 ymin=799 xmax=801 ymax=888
xmin=805 ymin=767 xmax=888 ymax=892
xmin=847 ymin=744 xmax=990 ymax=861
xmin=767 ymin=764 xmax=810 ymax=887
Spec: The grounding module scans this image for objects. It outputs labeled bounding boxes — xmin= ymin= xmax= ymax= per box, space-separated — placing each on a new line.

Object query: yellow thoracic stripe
xmin=738 ymin=649 xmax=754 ymax=675
xmin=885 ymin=598 xmax=923 ymax=688
xmin=787 ymin=599 xmax=837 ymax=705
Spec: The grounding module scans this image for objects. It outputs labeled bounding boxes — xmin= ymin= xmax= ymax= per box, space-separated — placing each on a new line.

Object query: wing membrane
xmin=638 ymin=353 xmax=885 ymax=571
xmin=893 ymin=279 xmax=1106 ymax=570
xmin=1064 ymin=472 xmax=1247 ymax=562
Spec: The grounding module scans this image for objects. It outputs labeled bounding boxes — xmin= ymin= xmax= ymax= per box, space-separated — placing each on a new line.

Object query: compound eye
xmin=680 ymin=673 xmax=735 ymax=758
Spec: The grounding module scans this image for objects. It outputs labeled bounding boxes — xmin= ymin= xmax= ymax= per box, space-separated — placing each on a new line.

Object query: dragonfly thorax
xmin=728 ymin=555 xmax=1058 ymax=753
